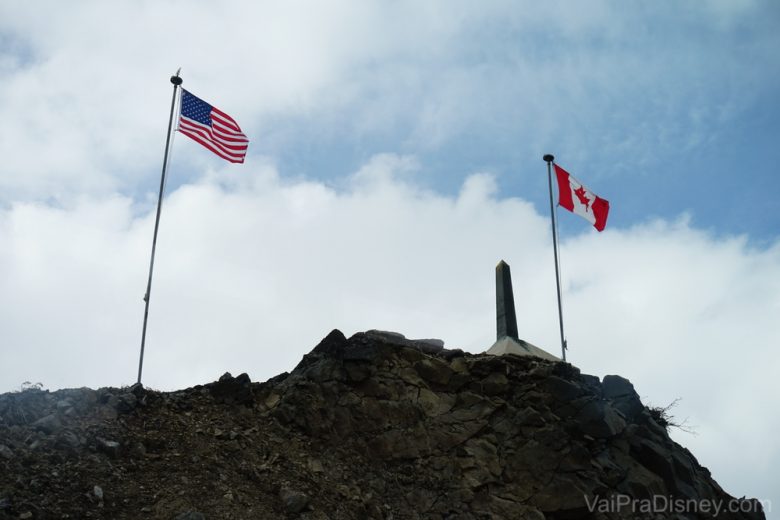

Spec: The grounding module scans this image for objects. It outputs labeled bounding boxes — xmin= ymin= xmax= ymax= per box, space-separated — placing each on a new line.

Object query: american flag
xmin=178 ymin=89 xmax=249 ymax=163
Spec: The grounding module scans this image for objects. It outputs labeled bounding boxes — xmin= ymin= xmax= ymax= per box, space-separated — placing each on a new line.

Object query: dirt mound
xmin=0 ymin=330 xmax=766 ymax=519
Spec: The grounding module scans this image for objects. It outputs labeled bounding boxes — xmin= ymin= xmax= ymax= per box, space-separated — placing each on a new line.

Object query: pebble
xmin=96 ymin=438 xmax=121 ymax=458
xmin=280 ymin=487 xmax=310 ymax=514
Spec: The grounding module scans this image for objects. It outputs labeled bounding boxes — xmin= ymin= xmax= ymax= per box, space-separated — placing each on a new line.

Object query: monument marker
xmin=487 ymin=260 xmax=559 ymax=362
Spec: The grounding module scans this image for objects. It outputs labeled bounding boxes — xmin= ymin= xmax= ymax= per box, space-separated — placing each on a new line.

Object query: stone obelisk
xmin=496 ymin=260 xmax=518 ymax=340
xmin=487 ymin=260 xmax=560 ymax=361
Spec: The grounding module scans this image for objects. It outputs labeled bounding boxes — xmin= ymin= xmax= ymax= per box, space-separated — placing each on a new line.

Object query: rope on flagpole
xmin=544 ymin=154 xmax=568 ymax=362
xmin=137 ymin=69 xmax=183 ymax=385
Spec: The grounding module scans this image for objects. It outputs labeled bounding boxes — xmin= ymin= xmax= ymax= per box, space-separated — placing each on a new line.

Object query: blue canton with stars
xmin=180 ymin=90 xmax=213 ymax=126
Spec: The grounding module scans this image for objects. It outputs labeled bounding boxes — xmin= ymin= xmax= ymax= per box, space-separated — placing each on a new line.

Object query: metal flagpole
xmin=137 ymin=70 xmax=183 ymax=384
xmin=543 ymin=154 xmax=567 ymax=362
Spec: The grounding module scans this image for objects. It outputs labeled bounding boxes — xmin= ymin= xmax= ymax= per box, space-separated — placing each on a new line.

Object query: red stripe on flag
xmin=180 ymin=129 xmax=246 ymax=163
xmin=592 ymin=196 xmax=609 ymax=232
xmin=179 ymin=117 xmax=248 ymax=149
xmin=554 ymin=164 xmax=574 ymax=212
xmin=179 ymin=121 xmax=246 ymax=163
xmin=179 ymin=118 xmax=248 ymax=159
xmin=210 ymin=125 xmax=249 ymax=144
xmin=210 ymin=107 xmax=242 ymax=132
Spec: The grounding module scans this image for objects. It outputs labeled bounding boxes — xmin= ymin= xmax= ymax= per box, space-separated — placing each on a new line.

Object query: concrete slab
xmin=485 ymin=336 xmax=560 ymax=362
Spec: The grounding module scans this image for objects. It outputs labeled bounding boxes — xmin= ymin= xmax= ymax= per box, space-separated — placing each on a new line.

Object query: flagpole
xmin=137 ymin=71 xmax=183 ymax=384
xmin=544 ymin=154 xmax=567 ymax=362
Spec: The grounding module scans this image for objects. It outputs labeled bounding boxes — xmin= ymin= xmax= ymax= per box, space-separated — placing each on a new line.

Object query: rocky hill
xmin=0 ymin=330 xmax=766 ymax=519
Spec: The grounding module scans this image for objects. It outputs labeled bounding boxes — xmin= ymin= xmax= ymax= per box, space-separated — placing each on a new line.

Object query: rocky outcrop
xmin=0 ymin=330 xmax=766 ymax=519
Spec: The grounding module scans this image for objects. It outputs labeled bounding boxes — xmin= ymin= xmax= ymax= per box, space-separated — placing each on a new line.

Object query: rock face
xmin=0 ymin=330 xmax=766 ymax=519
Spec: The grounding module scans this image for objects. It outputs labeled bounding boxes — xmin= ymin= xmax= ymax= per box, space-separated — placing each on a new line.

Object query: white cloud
xmin=1 ymin=156 xmax=778 ymax=505
xmin=2 ymin=1 xmax=776 ymax=201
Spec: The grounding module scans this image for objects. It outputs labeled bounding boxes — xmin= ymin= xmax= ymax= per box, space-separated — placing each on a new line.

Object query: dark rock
xmin=620 ymin=463 xmax=667 ymax=500
xmin=413 ymin=358 xmax=453 ymax=386
xmin=0 ymin=444 xmax=13 ymax=460
xmin=576 ymin=400 xmax=626 ymax=438
xmin=552 ymin=362 xmax=581 ymax=379
xmin=558 ymin=443 xmax=592 ymax=472
xmin=480 ymin=372 xmax=508 ymax=395
xmin=532 ymin=475 xmax=590 ymax=516
xmin=56 ymin=430 xmax=81 ymax=449
xmin=594 ymin=449 xmax=627 ymax=486
xmin=441 ymin=348 xmax=465 ymax=360
xmin=343 ymin=361 xmax=372 ymax=382
xmin=602 ymin=374 xmax=635 ymax=398
xmin=430 ymin=418 xmax=489 ymax=451
xmin=280 ymin=487 xmax=310 ymax=513
xmin=602 ymin=374 xmax=644 ymax=420
xmin=209 ymin=371 xmax=253 ymax=405
xmin=303 ymin=358 xmax=344 ymax=382
xmin=128 ymin=382 xmax=146 ymax=398
xmin=417 ymin=388 xmax=456 ymax=417
xmin=580 ymin=374 xmax=603 ymax=396
xmin=514 ymin=406 xmax=545 ymax=427
xmin=113 ymin=392 xmax=138 ymax=413
xmin=174 ymin=512 xmax=206 ymax=520
xmin=56 ymin=398 xmax=73 ymax=412
xmin=671 ymin=450 xmax=696 ymax=486
xmin=96 ymin=437 xmax=121 ymax=458
xmin=310 ymin=328 xmax=348 ymax=357
xmin=266 ymin=371 xmax=289 ymax=384
xmin=32 ymin=413 xmax=62 ymax=434
xmin=97 ymin=403 xmax=118 ymax=421
xmin=411 ymin=338 xmax=445 ymax=354
xmin=543 ymin=375 xmax=582 ymax=402
xmin=342 ymin=340 xmax=383 ymax=362
xmin=365 ymin=329 xmax=406 ymax=342
xmin=633 ymin=438 xmax=677 ymax=488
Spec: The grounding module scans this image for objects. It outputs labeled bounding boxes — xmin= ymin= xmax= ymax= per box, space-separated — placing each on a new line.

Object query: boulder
xmin=208 ymin=372 xmax=253 ymax=405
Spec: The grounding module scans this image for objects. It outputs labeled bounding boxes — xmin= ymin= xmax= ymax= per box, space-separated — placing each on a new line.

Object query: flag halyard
xmin=554 ymin=164 xmax=609 ymax=231
xmin=178 ymin=89 xmax=249 ymax=163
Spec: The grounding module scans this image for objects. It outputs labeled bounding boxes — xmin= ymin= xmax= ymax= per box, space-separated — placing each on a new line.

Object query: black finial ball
xmin=543 ymin=154 xmax=554 ymax=163
xmin=170 ymin=75 xmax=183 ymax=86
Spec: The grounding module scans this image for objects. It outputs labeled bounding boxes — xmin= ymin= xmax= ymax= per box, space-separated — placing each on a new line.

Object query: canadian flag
xmin=554 ymin=164 xmax=610 ymax=231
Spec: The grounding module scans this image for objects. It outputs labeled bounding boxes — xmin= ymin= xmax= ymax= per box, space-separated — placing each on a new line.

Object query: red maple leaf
xmin=574 ymin=186 xmax=591 ymax=211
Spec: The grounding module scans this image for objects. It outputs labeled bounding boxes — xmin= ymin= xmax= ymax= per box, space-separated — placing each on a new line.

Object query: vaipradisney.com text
xmin=584 ymin=494 xmax=769 ymax=516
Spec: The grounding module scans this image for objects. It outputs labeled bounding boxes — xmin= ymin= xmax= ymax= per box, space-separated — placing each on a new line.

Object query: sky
xmin=1 ymin=0 xmax=778 ymax=514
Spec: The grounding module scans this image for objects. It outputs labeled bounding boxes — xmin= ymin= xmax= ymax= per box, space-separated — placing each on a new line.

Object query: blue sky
xmin=1 ymin=0 xmax=778 ymax=514
xmin=247 ymin=0 xmax=780 ymax=240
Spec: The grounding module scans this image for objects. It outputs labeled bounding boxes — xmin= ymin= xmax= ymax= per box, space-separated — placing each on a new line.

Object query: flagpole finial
xmin=170 ymin=69 xmax=183 ymax=86
xmin=543 ymin=154 xmax=554 ymax=163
